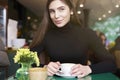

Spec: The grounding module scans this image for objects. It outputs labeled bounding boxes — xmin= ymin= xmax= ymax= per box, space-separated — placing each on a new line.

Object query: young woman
xmin=30 ymin=0 xmax=116 ymax=78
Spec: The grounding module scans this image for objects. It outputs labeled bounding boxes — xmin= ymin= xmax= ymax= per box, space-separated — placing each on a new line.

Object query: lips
xmin=55 ymin=20 xmax=63 ymax=24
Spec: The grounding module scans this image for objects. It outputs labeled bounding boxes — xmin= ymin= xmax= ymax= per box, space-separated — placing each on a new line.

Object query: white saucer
xmin=56 ymin=73 xmax=76 ymax=78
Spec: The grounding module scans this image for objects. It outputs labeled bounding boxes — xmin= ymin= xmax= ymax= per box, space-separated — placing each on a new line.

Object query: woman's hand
xmin=71 ymin=64 xmax=92 ymax=78
xmin=47 ymin=61 xmax=61 ymax=76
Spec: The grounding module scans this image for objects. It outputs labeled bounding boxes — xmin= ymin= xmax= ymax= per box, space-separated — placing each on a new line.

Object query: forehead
xmin=49 ymin=0 xmax=67 ymax=9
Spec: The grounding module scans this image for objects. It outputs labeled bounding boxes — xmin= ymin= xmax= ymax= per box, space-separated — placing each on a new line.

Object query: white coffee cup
xmin=59 ymin=63 xmax=75 ymax=76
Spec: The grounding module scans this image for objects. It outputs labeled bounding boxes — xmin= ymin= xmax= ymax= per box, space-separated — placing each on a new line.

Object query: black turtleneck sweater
xmin=31 ymin=23 xmax=116 ymax=74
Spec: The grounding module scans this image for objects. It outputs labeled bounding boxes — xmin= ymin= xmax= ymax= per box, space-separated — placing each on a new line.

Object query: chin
xmin=55 ymin=24 xmax=66 ymax=28
xmin=55 ymin=25 xmax=63 ymax=28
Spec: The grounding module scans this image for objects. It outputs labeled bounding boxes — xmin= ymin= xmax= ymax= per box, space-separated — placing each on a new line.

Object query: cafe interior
xmin=0 ymin=0 xmax=120 ymax=80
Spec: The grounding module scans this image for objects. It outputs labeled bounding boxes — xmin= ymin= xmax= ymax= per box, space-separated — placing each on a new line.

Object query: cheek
xmin=64 ymin=13 xmax=71 ymax=21
xmin=63 ymin=11 xmax=71 ymax=18
xmin=50 ymin=14 xmax=53 ymax=19
xmin=50 ymin=14 xmax=54 ymax=20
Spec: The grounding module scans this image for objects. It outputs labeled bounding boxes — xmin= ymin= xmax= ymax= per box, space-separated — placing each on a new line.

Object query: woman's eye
xmin=49 ymin=10 xmax=54 ymax=13
xmin=59 ymin=8 xmax=65 ymax=11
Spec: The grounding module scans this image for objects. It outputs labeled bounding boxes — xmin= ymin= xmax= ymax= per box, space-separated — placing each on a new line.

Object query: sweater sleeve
xmin=86 ymin=29 xmax=116 ymax=74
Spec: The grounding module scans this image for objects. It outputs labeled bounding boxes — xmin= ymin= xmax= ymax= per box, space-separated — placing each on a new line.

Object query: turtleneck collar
xmin=52 ymin=22 xmax=72 ymax=32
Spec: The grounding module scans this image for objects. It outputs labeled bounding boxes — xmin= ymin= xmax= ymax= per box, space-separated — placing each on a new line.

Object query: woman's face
xmin=49 ymin=0 xmax=71 ymax=28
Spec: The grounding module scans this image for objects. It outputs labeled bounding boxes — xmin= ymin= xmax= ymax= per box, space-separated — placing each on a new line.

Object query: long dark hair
xmin=30 ymin=0 xmax=81 ymax=48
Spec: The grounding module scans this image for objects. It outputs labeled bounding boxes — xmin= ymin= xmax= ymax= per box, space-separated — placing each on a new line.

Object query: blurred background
xmin=0 ymin=0 xmax=120 ymax=79
xmin=1 ymin=0 xmax=120 ymax=46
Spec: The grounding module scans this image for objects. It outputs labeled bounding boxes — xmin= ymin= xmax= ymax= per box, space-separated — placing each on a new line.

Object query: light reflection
xmin=102 ymin=14 xmax=106 ymax=18
xmin=79 ymin=4 xmax=84 ymax=7
xmin=77 ymin=11 xmax=81 ymax=14
xmin=27 ymin=16 xmax=31 ymax=20
xmin=98 ymin=18 xmax=102 ymax=21
xmin=108 ymin=10 xmax=112 ymax=14
xmin=115 ymin=4 xmax=119 ymax=8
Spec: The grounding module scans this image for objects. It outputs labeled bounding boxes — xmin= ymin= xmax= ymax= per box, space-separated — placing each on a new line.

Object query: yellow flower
xmin=13 ymin=48 xmax=40 ymax=66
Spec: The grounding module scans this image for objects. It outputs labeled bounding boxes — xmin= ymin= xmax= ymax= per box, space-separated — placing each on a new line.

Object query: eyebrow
xmin=49 ymin=6 xmax=65 ymax=10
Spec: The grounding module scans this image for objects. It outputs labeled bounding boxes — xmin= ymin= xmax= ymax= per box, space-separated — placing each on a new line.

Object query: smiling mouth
xmin=55 ymin=20 xmax=63 ymax=24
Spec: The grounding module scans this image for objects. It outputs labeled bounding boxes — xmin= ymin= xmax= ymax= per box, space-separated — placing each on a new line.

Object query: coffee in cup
xmin=29 ymin=67 xmax=47 ymax=80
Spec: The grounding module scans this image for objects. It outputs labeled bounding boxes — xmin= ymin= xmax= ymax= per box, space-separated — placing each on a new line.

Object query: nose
xmin=54 ymin=11 xmax=60 ymax=19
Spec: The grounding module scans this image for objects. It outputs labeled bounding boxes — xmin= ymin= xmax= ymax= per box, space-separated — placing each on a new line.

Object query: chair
xmin=0 ymin=65 xmax=9 ymax=78
xmin=0 ymin=38 xmax=10 ymax=79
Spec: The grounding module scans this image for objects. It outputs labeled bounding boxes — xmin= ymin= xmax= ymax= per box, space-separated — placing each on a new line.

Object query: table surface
xmin=7 ymin=73 xmax=120 ymax=80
